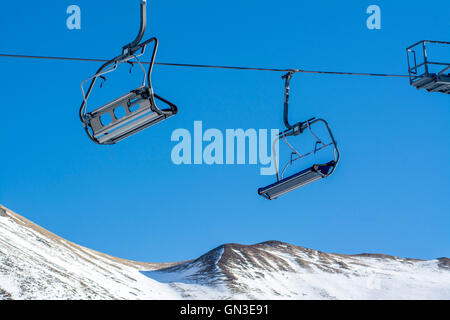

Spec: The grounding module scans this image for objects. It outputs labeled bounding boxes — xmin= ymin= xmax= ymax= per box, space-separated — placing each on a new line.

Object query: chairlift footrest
xmin=258 ymin=163 xmax=334 ymax=200
xmin=411 ymin=74 xmax=450 ymax=94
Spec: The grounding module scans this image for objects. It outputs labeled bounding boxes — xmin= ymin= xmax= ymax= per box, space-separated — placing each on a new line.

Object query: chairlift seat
xmin=410 ymin=74 xmax=450 ymax=94
xmin=85 ymin=86 xmax=177 ymax=144
xmin=258 ymin=162 xmax=335 ymax=200
xmin=79 ymin=1 xmax=178 ymax=145
xmin=406 ymin=40 xmax=450 ymax=95
xmin=257 ymin=71 xmax=341 ymax=200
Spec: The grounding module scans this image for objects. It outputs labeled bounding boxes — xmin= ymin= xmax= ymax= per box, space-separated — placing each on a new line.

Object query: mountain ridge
xmin=1 ymin=204 xmax=449 ymax=300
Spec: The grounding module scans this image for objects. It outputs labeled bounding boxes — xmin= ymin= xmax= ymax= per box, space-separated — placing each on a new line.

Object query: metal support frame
xmin=258 ymin=72 xmax=340 ymax=200
xmin=122 ymin=0 xmax=148 ymax=57
xmin=406 ymin=40 xmax=450 ymax=94
xmin=282 ymin=71 xmax=295 ymax=129
xmin=79 ymin=0 xmax=177 ymax=145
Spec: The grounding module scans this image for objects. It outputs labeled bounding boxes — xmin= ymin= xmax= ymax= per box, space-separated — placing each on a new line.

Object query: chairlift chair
xmin=407 ymin=40 xmax=450 ymax=94
xmin=258 ymin=72 xmax=340 ymax=200
xmin=79 ymin=0 xmax=178 ymax=145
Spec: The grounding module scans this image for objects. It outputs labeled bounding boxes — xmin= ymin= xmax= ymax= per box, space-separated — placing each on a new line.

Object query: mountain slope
xmin=0 ymin=204 xmax=449 ymax=300
xmin=0 ymin=205 xmax=185 ymax=299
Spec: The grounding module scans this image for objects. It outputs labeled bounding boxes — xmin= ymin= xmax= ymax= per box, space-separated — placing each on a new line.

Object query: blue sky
xmin=0 ymin=0 xmax=449 ymax=262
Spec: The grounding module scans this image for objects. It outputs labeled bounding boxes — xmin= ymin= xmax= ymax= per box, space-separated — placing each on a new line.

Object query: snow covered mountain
xmin=0 ymin=204 xmax=449 ymax=300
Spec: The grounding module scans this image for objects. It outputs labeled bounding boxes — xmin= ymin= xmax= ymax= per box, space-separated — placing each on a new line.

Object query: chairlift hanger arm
xmin=122 ymin=0 xmax=148 ymax=56
xmin=282 ymin=71 xmax=295 ymax=129
xmin=282 ymin=71 xmax=316 ymax=136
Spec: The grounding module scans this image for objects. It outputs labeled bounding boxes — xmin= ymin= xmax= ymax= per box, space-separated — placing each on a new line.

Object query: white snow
xmin=0 ymin=205 xmax=449 ymax=300
xmin=226 ymin=246 xmax=450 ymax=299
xmin=0 ymin=207 xmax=182 ymax=299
